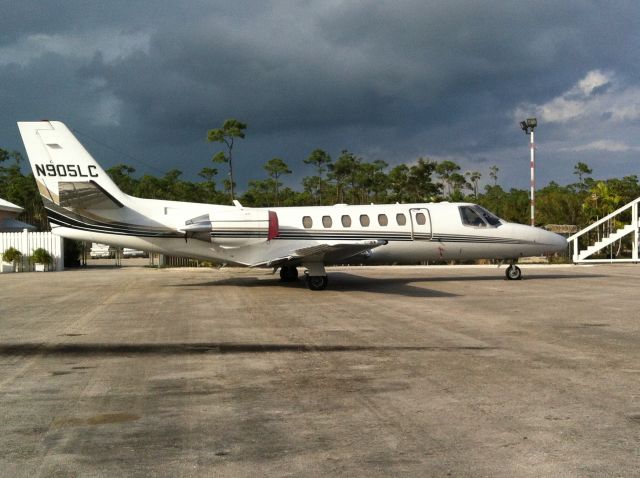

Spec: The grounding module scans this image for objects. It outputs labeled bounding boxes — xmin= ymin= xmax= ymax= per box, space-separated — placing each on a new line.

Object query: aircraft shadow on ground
xmin=0 ymin=342 xmax=496 ymax=357
xmin=173 ymin=274 xmax=459 ymax=298
xmin=172 ymin=271 xmax=604 ymax=297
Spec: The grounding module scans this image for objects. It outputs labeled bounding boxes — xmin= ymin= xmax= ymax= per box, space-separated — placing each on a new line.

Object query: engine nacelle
xmin=181 ymin=210 xmax=279 ymax=245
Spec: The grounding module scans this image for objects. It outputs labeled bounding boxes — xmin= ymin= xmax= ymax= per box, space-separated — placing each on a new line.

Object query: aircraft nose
xmin=544 ymin=230 xmax=568 ymax=253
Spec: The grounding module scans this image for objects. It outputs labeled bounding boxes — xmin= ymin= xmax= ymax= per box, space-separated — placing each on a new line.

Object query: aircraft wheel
xmin=280 ymin=266 xmax=299 ymax=282
xmin=505 ymin=264 xmax=522 ymax=280
xmin=306 ymin=275 xmax=328 ymax=291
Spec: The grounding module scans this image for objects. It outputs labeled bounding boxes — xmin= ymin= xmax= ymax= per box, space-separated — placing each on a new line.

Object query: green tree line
xmin=2 ymin=122 xmax=639 ymax=232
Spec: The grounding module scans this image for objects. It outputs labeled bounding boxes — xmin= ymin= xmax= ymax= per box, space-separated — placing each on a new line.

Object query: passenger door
xmin=409 ymin=208 xmax=432 ymax=240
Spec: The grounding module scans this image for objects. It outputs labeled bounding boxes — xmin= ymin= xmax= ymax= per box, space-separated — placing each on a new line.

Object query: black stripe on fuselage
xmin=45 ymin=202 xmax=172 ymax=233
xmin=45 ymin=207 xmax=182 ymax=238
xmin=271 ymin=228 xmax=527 ymax=245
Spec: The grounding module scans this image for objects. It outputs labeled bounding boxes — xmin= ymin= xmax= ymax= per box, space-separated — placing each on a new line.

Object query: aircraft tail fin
xmin=17 ymin=121 xmax=128 ymax=208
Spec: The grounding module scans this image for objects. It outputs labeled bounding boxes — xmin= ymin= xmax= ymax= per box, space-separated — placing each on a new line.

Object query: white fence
xmin=0 ymin=230 xmax=64 ymax=271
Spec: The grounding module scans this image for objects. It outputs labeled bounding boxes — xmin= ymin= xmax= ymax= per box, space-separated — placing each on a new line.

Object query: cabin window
xmin=360 ymin=214 xmax=370 ymax=227
xmin=459 ymin=206 xmax=485 ymax=227
xmin=415 ymin=212 xmax=426 ymax=225
xmin=341 ymin=215 xmax=352 ymax=227
xmin=378 ymin=214 xmax=388 ymax=226
xmin=396 ymin=213 xmax=407 ymax=226
xmin=302 ymin=216 xmax=313 ymax=228
xmin=322 ymin=216 xmax=333 ymax=228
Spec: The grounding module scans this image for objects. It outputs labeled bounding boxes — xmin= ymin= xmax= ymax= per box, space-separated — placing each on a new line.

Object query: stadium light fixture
xmin=520 ymin=117 xmax=537 ymax=226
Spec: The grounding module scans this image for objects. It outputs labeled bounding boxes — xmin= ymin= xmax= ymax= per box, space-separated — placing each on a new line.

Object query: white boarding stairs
xmin=568 ymin=197 xmax=639 ymax=263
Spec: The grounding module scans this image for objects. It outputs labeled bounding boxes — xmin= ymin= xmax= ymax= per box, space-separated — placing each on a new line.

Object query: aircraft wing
xmin=250 ymin=239 xmax=388 ymax=268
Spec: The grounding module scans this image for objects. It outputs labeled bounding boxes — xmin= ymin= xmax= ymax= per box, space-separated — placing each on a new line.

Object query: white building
xmin=0 ymin=198 xmax=63 ymax=271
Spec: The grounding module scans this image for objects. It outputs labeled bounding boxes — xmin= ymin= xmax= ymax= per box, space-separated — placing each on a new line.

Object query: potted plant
xmin=1 ymin=247 xmax=22 ymax=273
xmin=31 ymin=248 xmax=53 ymax=272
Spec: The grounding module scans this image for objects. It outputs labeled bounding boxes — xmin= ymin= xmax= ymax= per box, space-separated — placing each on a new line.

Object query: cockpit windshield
xmin=459 ymin=205 xmax=502 ymax=228
xmin=475 ymin=206 xmax=502 ymax=226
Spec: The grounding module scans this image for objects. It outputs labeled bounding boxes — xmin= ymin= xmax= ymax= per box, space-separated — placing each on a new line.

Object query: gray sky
xmin=1 ymin=0 xmax=639 ymax=193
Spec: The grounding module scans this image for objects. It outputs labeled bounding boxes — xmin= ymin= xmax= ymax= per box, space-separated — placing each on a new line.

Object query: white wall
xmin=0 ymin=230 xmax=64 ymax=271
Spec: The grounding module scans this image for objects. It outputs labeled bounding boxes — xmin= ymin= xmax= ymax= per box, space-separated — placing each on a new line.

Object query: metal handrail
xmin=567 ymin=196 xmax=640 ymax=242
xmin=568 ymin=197 xmax=639 ymax=262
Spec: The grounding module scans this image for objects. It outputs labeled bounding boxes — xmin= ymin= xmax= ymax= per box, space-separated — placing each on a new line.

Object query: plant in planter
xmin=31 ymin=248 xmax=53 ymax=272
xmin=1 ymin=247 xmax=23 ymax=273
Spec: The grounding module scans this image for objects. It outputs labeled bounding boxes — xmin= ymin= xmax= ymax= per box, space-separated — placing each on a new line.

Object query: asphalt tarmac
xmin=1 ymin=263 xmax=639 ymax=477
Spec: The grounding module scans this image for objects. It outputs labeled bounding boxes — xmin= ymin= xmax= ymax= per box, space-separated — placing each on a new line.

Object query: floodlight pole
xmin=530 ymin=128 xmax=535 ymax=227
xmin=520 ymin=117 xmax=537 ymax=227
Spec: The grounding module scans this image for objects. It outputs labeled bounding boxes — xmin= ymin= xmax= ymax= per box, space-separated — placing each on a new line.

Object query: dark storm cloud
xmin=1 ymin=1 xmax=639 ymax=189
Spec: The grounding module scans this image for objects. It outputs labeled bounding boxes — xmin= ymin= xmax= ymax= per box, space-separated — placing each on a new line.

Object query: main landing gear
xmin=279 ymin=265 xmax=299 ymax=282
xmin=306 ymin=275 xmax=329 ymax=291
xmin=279 ymin=264 xmax=328 ymax=290
xmin=303 ymin=262 xmax=328 ymax=291
xmin=505 ymin=263 xmax=522 ymax=280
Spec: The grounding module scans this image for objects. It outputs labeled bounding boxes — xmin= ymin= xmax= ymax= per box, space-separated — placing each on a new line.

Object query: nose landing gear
xmin=505 ymin=264 xmax=522 ymax=280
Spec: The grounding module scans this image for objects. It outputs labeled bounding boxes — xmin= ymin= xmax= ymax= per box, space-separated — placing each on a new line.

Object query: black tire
xmin=505 ymin=265 xmax=522 ymax=280
xmin=306 ymin=275 xmax=328 ymax=291
xmin=280 ymin=266 xmax=299 ymax=282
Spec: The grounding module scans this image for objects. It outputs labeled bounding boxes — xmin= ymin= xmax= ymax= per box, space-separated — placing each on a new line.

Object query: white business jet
xmin=18 ymin=121 xmax=567 ymax=290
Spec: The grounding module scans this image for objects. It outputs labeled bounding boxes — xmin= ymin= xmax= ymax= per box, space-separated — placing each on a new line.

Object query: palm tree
xmin=303 ymin=149 xmax=332 ymax=204
xmin=264 ymin=158 xmax=292 ymax=205
xmin=207 ymin=119 xmax=247 ymax=201
xmin=489 ymin=165 xmax=499 ymax=186
xmin=435 ymin=160 xmax=461 ymax=198
xmin=465 ymin=171 xmax=482 ymax=198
